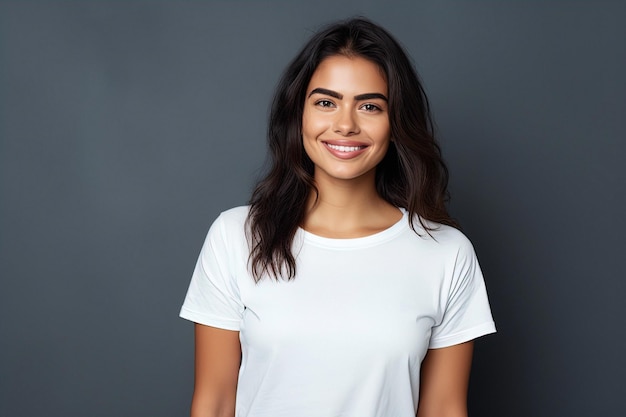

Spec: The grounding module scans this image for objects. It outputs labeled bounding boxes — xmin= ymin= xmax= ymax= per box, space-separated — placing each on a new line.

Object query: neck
xmin=302 ymin=171 xmax=401 ymax=238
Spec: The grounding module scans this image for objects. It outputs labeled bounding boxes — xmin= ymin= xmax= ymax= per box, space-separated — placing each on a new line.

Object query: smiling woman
xmin=301 ymin=55 xmax=398 ymax=238
xmin=180 ymin=17 xmax=495 ymax=417
xmin=303 ymin=55 xmax=391 ymax=185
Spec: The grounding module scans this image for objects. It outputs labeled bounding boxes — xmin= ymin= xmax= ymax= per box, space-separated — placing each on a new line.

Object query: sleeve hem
xmin=428 ymin=321 xmax=496 ymax=349
xmin=179 ymin=307 xmax=240 ymax=331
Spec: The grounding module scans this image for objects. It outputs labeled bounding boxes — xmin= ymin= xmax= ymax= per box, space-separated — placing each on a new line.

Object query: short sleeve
xmin=428 ymin=236 xmax=496 ymax=349
xmin=179 ymin=213 xmax=244 ymax=331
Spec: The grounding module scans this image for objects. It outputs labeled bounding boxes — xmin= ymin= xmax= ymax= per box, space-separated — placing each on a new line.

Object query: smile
xmin=324 ymin=143 xmax=367 ymax=152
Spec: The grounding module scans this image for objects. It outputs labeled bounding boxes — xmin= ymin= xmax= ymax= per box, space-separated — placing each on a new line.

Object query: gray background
xmin=1 ymin=1 xmax=624 ymax=416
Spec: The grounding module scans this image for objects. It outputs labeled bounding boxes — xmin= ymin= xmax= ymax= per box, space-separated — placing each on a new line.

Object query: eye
xmin=315 ymin=99 xmax=335 ymax=108
xmin=361 ymin=103 xmax=382 ymax=112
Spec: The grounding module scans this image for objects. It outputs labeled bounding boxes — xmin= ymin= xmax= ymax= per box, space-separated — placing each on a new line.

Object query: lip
xmin=322 ymin=140 xmax=369 ymax=160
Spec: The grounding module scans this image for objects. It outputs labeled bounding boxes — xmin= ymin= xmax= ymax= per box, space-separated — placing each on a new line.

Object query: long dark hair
xmin=246 ymin=17 xmax=457 ymax=281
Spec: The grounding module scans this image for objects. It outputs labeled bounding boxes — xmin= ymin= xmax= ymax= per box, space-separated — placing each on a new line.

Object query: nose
xmin=333 ymin=108 xmax=360 ymax=136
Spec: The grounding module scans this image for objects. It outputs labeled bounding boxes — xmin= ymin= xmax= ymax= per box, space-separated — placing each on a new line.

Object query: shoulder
xmin=409 ymin=215 xmax=476 ymax=256
xmin=217 ymin=205 xmax=250 ymax=225
xmin=211 ymin=205 xmax=250 ymax=231
xmin=205 ymin=205 xmax=249 ymax=243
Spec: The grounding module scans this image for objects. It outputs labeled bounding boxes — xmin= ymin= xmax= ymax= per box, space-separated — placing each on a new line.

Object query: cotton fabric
xmin=180 ymin=206 xmax=495 ymax=417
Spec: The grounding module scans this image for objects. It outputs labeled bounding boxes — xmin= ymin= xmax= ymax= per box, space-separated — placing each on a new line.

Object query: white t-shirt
xmin=180 ymin=206 xmax=495 ymax=417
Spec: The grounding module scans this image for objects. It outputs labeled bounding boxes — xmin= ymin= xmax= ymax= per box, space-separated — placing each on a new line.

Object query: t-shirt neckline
xmin=298 ymin=207 xmax=408 ymax=249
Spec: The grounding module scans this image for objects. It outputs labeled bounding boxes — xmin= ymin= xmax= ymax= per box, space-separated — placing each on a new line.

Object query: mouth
xmin=324 ymin=143 xmax=368 ymax=152
xmin=322 ymin=141 xmax=369 ymax=159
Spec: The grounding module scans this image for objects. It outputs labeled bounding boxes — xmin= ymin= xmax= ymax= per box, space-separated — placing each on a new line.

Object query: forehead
xmin=307 ymin=55 xmax=388 ymax=94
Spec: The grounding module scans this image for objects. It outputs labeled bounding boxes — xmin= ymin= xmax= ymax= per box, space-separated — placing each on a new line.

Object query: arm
xmin=190 ymin=323 xmax=242 ymax=417
xmin=416 ymin=341 xmax=474 ymax=417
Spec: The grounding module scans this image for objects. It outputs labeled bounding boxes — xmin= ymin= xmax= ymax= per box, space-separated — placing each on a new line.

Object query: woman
xmin=180 ymin=17 xmax=495 ymax=417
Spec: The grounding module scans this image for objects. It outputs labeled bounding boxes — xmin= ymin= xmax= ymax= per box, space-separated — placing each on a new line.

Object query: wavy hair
xmin=246 ymin=17 xmax=457 ymax=281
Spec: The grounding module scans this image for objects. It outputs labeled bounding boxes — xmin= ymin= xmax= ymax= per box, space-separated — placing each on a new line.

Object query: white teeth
xmin=326 ymin=143 xmax=365 ymax=152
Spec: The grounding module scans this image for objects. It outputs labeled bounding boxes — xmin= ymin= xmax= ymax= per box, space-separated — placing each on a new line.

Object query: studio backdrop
xmin=1 ymin=2 xmax=624 ymax=416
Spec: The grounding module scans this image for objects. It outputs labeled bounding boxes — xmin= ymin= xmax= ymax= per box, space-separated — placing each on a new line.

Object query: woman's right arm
xmin=190 ymin=323 xmax=242 ymax=417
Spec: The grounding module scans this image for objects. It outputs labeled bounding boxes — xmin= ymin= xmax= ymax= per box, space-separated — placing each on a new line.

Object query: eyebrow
xmin=308 ymin=88 xmax=388 ymax=102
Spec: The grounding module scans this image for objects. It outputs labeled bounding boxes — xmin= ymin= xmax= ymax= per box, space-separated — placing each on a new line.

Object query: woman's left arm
xmin=416 ymin=341 xmax=474 ymax=417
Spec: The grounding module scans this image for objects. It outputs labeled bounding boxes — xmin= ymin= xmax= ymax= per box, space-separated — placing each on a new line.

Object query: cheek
xmin=368 ymin=121 xmax=391 ymax=146
xmin=301 ymin=114 xmax=316 ymax=154
xmin=301 ymin=113 xmax=311 ymax=139
xmin=302 ymin=110 xmax=330 ymax=137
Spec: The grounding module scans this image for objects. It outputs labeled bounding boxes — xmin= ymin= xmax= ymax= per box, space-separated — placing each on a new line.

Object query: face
xmin=302 ymin=55 xmax=391 ymax=184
